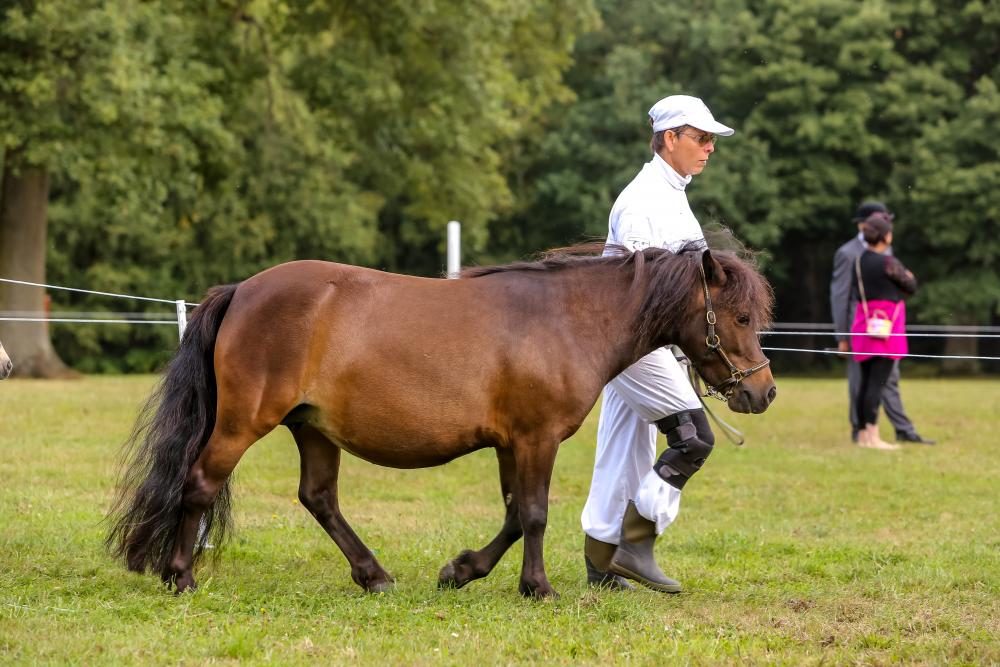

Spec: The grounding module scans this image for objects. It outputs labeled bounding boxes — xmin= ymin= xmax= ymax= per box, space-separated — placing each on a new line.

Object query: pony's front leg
xmin=439 ymin=447 xmax=522 ymax=589
xmin=513 ymin=439 xmax=559 ymax=599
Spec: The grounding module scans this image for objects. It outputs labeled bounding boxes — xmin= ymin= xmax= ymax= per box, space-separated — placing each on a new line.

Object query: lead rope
xmin=673 ymin=346 xmax=747 ymax=446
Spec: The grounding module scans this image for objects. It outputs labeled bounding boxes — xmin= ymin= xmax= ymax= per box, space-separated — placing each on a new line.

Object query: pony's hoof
xmin=365 ymin=579 xmax=395 ymax=594
xmin=519 ymin=580 xmax=559 ymax=600
xmin=437 ymin=550 xmax=477 ymax=589
xmin=173 ymin=572 xmax=197 ymax=594
xmin=437 ymin=562 xmax=464 ymax=589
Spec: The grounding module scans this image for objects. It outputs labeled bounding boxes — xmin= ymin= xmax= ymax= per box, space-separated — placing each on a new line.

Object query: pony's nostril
xmin=767 ymin=385 xmax=777 ymax=403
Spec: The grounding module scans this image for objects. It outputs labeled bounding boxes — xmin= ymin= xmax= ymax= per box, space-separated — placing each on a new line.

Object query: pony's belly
xmin=334 ymin=437 xmax=489 ymax=469
xmin=294 ymin=395 xmax=503 ymax=469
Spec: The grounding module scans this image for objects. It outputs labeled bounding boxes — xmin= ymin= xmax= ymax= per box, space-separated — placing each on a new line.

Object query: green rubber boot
xmin=607 ymin=501 xmax=682 ymax=593
xmin=584 ymin=535 xmax=635 ymax=591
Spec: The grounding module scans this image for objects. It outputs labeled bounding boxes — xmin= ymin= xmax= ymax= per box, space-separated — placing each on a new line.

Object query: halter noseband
xmin=695 ymin=255 xmax=770 ymax=401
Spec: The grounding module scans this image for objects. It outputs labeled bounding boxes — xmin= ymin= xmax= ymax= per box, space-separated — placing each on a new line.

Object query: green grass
xmin=1 ymin=375 xmax=998 ymax=665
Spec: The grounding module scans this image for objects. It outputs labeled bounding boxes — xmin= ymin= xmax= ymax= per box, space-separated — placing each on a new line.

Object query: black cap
xmin=853 ymin=201 xmax=893 ymax=222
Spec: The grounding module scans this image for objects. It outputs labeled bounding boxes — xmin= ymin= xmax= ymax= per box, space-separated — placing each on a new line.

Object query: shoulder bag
xmin=855 ymin=256 xmax=900 ymax=340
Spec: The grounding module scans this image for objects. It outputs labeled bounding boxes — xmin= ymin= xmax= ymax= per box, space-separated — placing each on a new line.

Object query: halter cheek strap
xmin=696 ymin=256 xmax=770 ymax=401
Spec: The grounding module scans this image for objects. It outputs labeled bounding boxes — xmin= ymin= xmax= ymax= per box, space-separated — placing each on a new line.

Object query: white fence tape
xmin=762 ymin=330 xmax=1000 ymax=339
xmin=0 ymin=277 xmax=192 ymax=340
xmin=762 ymin=347 xmax=1000 ymax=361
xmin=0 ymin=277 xmax=197 ymax=307
xmin=0 ymin=317 xmax=177 ymax=324
xmin=3 ymin=277 xmax=999 ymax=361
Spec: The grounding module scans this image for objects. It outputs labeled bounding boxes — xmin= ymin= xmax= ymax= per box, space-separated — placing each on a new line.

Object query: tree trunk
xmin=0 ymin=157 xmax=77 ymax=378
xmin=942 ymin=325 xmax=981 ymax=375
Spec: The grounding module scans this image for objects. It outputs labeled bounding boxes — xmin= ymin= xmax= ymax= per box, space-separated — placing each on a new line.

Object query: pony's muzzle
xmin=728 ymin=381 xmax=776 ymax=414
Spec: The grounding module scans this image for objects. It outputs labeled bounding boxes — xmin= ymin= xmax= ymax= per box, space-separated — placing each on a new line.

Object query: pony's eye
xmin=737 ymin=314 xmax=751 ymax=326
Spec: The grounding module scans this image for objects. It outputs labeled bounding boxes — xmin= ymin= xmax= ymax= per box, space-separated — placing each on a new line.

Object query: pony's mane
xmin=631 ymin=244 xmax=774 ymax=349
xmin=462 ymin=239 xmax=773 ymax=347
xmin=711 ymin=250 xmax=775 ymax=331
xmin=459 ymin=242 xmax=614 ymax=278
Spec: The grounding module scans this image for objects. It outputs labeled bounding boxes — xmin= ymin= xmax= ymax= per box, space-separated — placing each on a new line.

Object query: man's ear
xmin=663 ymin=128 xmax=679 ymax=151
xmin=702 ymin=248 xmax=727 ymax=287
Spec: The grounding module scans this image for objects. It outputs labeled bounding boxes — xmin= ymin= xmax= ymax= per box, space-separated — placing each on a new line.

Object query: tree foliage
xmin=0 ymin=0 xmax=596 ymax=371
xmin=495 ymin=0 xmax=1000 ymax=350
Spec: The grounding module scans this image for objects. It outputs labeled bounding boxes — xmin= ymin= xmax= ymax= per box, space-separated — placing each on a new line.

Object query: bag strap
xmin=857 ymin=255 xmax=904 ymax=326
xmin=888 ymin=300 xmax=902 ymax=324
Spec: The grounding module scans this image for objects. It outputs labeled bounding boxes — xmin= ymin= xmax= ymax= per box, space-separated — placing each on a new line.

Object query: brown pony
xmin=0 ymin=339 xmax=11 ymax=379
xmin=106 ymin=244 xmax=775 ymax=598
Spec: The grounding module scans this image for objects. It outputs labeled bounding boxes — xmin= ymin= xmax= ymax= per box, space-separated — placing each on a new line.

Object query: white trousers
xmin=581 ymin=347 xmax=702 ymax=544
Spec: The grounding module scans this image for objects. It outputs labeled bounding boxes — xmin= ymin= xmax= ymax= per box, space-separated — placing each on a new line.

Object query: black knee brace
xmin=653 ymin=409 xmax=715 ymax=490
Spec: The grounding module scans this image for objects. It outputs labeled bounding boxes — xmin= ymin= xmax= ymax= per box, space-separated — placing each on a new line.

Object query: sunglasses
xmin=672 ymin=130 xmax=718 ymax=146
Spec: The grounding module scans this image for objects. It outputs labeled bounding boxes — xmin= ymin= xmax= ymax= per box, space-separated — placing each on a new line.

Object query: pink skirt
xmin=850 ymin=299 xmax=907 ymax=362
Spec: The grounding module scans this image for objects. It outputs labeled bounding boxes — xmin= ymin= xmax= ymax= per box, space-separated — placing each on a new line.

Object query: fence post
xmin=447 ymin=220 xmax=461 ymax=279
xmin=175 ymin=299 xmax=187 ymax=342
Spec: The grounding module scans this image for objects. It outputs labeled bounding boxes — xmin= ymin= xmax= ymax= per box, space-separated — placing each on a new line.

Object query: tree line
xmin=1 ymin=0 xmax=998 ymax=375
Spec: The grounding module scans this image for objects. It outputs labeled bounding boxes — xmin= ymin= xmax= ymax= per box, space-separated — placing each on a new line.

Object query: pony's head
xmin=680 ymin=248 xmax=775 ymax=413
xmin=636 ymin=245 xmax=776 ymax=414
xmin=0 ymin=340 xmax=12 ymax=380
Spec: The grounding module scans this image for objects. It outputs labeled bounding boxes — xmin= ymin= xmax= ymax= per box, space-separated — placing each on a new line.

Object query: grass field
xmin=1 ymin=374 xmax=998 ymax=665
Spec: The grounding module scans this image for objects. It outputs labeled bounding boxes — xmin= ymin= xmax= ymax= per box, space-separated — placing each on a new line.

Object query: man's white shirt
xmin=606 ymin=153 xmax=705 ymax=254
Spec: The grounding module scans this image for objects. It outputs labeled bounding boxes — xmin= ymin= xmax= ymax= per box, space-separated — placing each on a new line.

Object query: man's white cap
xmin=648 ymin=95 xmax=734 ymax=136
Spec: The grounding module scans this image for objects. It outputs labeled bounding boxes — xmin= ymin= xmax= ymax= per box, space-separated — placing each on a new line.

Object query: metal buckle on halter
xmin=704 ymin=383 xmax=732 ymax=402
xmin=705 ymin=372 xmax=740 ymax=401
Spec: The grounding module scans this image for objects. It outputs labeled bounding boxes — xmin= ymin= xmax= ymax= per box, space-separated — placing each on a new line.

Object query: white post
xmin=447 ymin=220 xmax=461 ymax=279
xmin=175 ymin=299 xmax=187 ymax=342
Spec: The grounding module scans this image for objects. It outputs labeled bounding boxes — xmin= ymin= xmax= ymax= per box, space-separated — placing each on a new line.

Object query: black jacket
xmin=850 ymin=250 xmax=918 ymax=305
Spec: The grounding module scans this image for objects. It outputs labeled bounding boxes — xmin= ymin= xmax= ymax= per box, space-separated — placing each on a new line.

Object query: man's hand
xmin=838 ymin=340 xmax=850 ymax=353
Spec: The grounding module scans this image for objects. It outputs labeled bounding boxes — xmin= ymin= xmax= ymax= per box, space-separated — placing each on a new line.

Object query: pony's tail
xmin=105 ymin=283 xmax=239 ymax=580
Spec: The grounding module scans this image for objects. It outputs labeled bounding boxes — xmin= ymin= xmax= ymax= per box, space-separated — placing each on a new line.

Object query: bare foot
xmin=868 ymin=439 xmax=901 ymax=451
xmin=858 ymin=426 xmax=900 ymax=450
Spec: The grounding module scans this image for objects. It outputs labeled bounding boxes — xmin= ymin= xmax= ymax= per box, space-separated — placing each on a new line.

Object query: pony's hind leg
xmin=167 ymin=425 xmax=264 ymax=593
xmin=439 ymin=446 xmax=523 ymax=589
xmin=291 ymin=423 xmax=394 ymax=593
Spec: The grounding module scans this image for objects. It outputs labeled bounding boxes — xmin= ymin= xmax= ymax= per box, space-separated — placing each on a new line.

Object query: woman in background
xmin=850 ymin=213 xmax=917 ymax=450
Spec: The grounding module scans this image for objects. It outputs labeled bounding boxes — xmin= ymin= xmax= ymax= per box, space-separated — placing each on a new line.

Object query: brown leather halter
xmin=696 ymin=256 xmax=771 ymax=401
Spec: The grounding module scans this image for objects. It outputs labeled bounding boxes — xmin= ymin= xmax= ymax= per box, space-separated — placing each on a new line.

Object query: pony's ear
xmin=702 ymin=249 xmax=728 ymax=287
